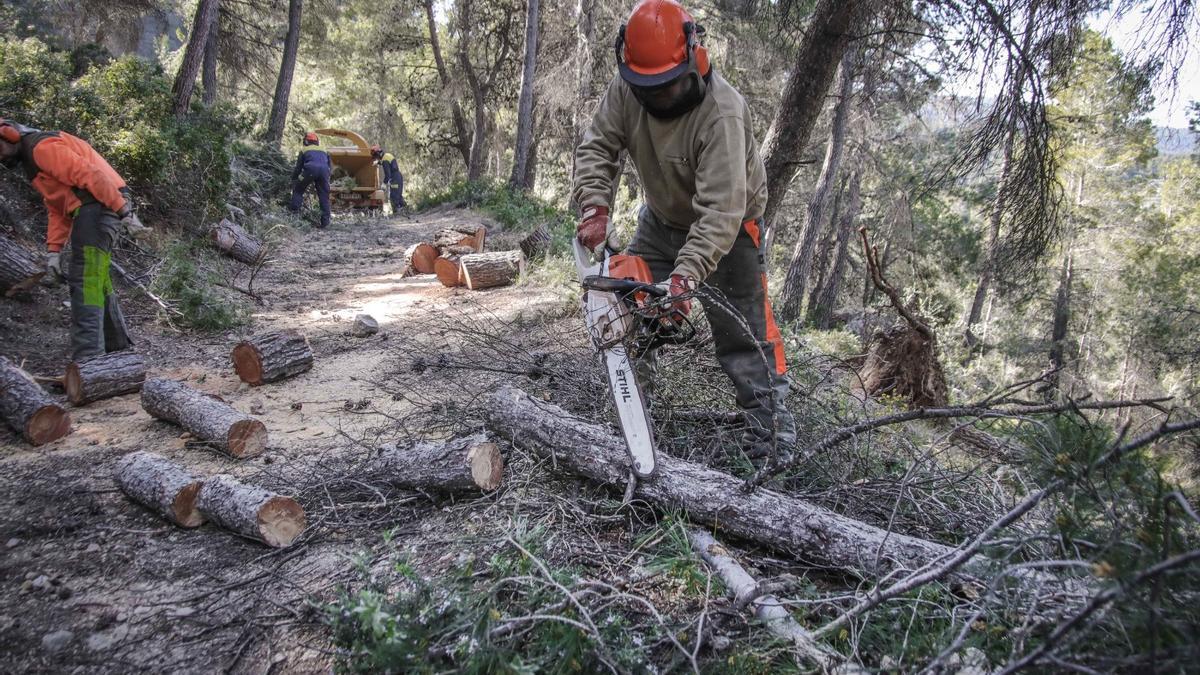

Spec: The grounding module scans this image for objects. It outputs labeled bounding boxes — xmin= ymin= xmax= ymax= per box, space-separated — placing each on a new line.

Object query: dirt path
xmin=0 ymin=208 xmax=567 ymax=672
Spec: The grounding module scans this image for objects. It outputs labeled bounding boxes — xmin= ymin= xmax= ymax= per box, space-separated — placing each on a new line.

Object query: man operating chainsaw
xmin=572 ymin=0 xmax=796 ymax=461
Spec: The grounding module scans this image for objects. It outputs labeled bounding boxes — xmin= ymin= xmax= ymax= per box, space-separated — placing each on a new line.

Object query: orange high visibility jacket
xmin=19 ymin=131 xmax=129 ymax=252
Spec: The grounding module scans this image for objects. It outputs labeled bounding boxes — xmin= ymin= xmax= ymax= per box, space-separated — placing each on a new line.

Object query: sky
xmin=1091 ymin=6 xmax=1199 ymax=128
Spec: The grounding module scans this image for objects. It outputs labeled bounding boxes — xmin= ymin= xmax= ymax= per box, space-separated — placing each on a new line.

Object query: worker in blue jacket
xmin=289 ymin=132 xmax=332 ymax=228
xmin=370 ymin=144 xmax=406 ymax=214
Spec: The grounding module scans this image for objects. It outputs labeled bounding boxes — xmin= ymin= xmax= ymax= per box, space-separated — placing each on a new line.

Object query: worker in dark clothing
xmin=0 ymin=117 xmax=150 ymax=363
xmin=370 ymin=144 xmax=406 ymax=214
xmin=289 ymin=132 xmax=332 ymax=228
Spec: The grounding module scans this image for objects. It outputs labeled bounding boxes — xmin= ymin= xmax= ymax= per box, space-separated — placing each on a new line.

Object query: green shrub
xmin=152 ymin=239 xmax=248 ymax=331
xmin=414 ymin=179 xmax=575 ymax=249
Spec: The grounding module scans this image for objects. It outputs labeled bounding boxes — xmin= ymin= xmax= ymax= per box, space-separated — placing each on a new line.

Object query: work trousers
xmin=290 ymin=169 xmax=331 ymax=228
xmin=67 ymin=203 xmax=131 ymax=362
xmin=627 ymin=205 xmax=796 ymax=451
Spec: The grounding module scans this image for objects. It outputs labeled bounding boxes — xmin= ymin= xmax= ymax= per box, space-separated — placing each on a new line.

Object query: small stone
xmin=31 ymin=575 xmax=51 ymax=591
xmin=351 ymin=314 xmax=379 ymax=337
xmin=20 ymin=580 xmax=32 ymax=593
xmin=709 ymin=635 xmax=731 ymax=651
xmin=86 ymin=543 xmax=101 ymax=554
xmin=24 ymin=571 xmax=36 ymax=581
xmin=85 ymin=625 xmax=127 ymax=652
xmin=41 ymin=629 xmax=74 ymax=653
xmin=6 ymin=538 xmax=19 ymax=549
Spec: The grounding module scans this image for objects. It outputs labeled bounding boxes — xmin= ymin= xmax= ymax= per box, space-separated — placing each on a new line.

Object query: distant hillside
xmin=1157 ymin=127 xmax=1198 ymax=155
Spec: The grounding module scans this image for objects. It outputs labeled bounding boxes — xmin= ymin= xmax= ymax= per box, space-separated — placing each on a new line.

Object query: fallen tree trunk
xmin=141 ymin=378 xmax=267 ymax=458
xmin=374 ymin=432 xmax=504 ymax=492
xmin=0 ymin=234 xmax=45 ymax=297
xmin=400 ymin=243 xmax=420 ymax=277
xmin=484 ymin=386 xmax=973 ymax=578
xmin=690 ymin=529 xmax=840 ymax=668
xmin=231 ymin=330 xmax=313 ymax=386
xmin=461 ymin=250 xmax=525 ymax=290
xmin=211 ymin=219 xmax=266 ymax=265
xmin=114 ymin=451 xmax=206 ymax=527
xmin=431 ymin=226 xmax=485 ymax=252
xmin=196 ymin=474 xmax=305 ymax=547
xmin=411 ymin=243 xmax=438 ymax=274
xmin=0 ymin=356 xmax=71 ymax=445
xmin=65 ymin=351 xmax=147 ymax=405
xmin=519 ymin=225 xmax=551 ymax=261
xmin=434 ymin=255 xmax=463 ymax=288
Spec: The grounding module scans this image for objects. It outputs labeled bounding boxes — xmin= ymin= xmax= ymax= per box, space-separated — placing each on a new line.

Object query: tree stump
xmin=0 ymin=356 xmax=71 ymax=446
xmin=65 ymin=351 xmax=147 ymax=405
xmin=375 ymin=433 xmax=504 ymax=492
xmin=114 ymin=451 xmax=206 ymax=527
xmin=211 ymin=219 xmax=266 ymax=265
xmin=231 ymin=330 xmax=313 ymax=386
xmin=141 ymin=378 xmax=267 ymax=458
xmin=461 ymin=250 xmax=526 ymax=290
xmin=411 ymin=243 xmax=438 ymax=274
xmin=0 ymin=234 xmax=45 ymax=297
xmin=433 ymin=255 xmax=463 ymax=288
xmin=196 ymin=474 xmax=306 ymax=547
xmin=519 ymin=225 xmax=552 ymax=261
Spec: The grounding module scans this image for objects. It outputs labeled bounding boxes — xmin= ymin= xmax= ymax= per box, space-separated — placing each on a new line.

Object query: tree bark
xmin=171 ymin=0 xmax=218 ymax=117
xmin=776 ymin=51 xmax=856 ymax=322
xmin=809 ymin=168 xmax=862 ymax=328
xmin=424 ymin=0 xmax=471 ymax=167
xmin=461 ymin=250 xmax=525 ymax=290
xmin=374 ymin=433 xmax=504 ymax=492
xmin=431 ymin=225 xmax=486 ymax=252
xmin=265 ymin=0 xmax=303 ymax=146
xmin=197 ymin=474 xmax=305 ymax=547
xmin=141 ymin=378 xmax=267 ymax=458
xmin=201 ymin=0 xmax=220 ymax=106
xmin=459 ymin=0 xmax=487 ymax=181
xmin=759 ymin=0 xmax=872 ymax=230
xmin=231 ymin=330 xmax=313 ymax=386
xmin=211 ymin=219 xmax=266 ymax=265
xmin=519 ymin=225 xmax=552 ymax=260
xmin=401 ymin=243 xmax=421 ymax=277
xmin=569 ymin=0 xmax=596 ymax=204
xmin=114 ymin=451 xmax=206 ymax=528
xmin=483 ymin=386 xmax=972 ymax=577
xmin=0 ymin=356 xmax=71 ymax=446
xmin=0 ymin=233 xmax=45 ymax=297
xmin=508 ymin=0 xmax=540 ymax=190
xmin=1045 ymin=252 xmax=1073 ymax=398
xmin=65 ymin=351 xmax=147 ymax=406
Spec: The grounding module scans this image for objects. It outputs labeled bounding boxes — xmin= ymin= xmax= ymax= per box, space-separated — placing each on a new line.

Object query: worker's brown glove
xmin=576 ymin=205 xmax=610 ymax=254
xmin=655 ymin=273 xmax=694 ymax=317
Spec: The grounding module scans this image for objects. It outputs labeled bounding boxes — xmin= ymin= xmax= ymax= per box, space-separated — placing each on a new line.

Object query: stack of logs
xmin=402 ymin=224 xmax=527 ymax=291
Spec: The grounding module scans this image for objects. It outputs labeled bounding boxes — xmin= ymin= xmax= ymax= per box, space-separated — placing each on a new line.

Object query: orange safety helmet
xmin=303 ymin=131 xmax=319 ymax=145
xmin=616 ymin=0 xmax=709 ymax=88
xmin=0 ymin=118 xmax=20 ymax=144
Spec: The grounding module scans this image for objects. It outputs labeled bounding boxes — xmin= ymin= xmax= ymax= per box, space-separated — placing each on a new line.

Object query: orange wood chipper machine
xmin=312 ymin=128 xmax=385 ymax=210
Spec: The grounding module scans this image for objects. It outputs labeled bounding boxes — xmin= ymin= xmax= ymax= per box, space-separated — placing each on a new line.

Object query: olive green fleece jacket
xmin=572 ymin=71 xmax=768 ymax=282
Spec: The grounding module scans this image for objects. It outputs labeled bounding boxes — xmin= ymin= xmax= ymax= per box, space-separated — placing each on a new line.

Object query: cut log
xmin=211 ymin=219 xmax=266 ymax=265
xmin=231 ymin=330 xmax=313 ymax=386
xmin=0 ymin=356 xmax=71 ymax=445
xmin=400 ymin=243 xmax=420 ymax=277
xmin=374 ymin=432 xmax=504 ymax=492
xmin=483 ymin=386 xmax=978 ymax=578
xmin=437 ymin=244 xmax=477 ymax=257
xmin=433 ymin=255 xmax=463 ymax=288
xmin=460 ymin=250 xmax=525 ymax=290
xmin=141 ymin=378 xmax=267 ymax=458
xmin=196 ymin=474 xmax=305 ymax=547
xmin=0 ymin=233 xmax=45 ymax=297
xmin=519 ymin=225 xmax=552 ymax=261
xmin=411 ymin=243 xmax=438 ymax=274
xmin=114 ymin=451 xmax=206 ymax=527
xmin=690 ymin=529 xmax=840 ymax=668
xmin=65 ymin=351 xmax=147 ymax=405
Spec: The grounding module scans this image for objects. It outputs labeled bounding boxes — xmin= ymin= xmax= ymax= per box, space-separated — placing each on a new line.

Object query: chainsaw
xmin=573 ymin=239 xmax=695 ymax=478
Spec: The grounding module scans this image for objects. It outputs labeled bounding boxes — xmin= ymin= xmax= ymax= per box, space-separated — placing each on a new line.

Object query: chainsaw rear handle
xmin=582 ymin=275 xmax=667 ymax=297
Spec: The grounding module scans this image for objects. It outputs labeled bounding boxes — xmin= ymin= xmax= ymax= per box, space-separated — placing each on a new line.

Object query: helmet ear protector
xmin=0 ymin=119 xmax=20 ymax=144
xmin=614 ymin=19 xmax=709 ymax=89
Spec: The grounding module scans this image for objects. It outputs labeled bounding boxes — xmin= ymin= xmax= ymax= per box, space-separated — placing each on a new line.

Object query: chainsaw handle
xmin=582 ymin=275 xmax=667 ymax=297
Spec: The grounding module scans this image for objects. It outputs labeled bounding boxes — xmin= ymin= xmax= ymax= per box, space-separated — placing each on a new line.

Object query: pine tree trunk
xmin=424 ymin=0 xmax=471 ymax=167
xmin=211 ymin=219 xmax=266 ymax=265
xmin=458 ymin=0 xmax=488 ymax=181
xmin=1045 ymin=252 xmax=1073 ymax=398
xmin=759 ymin=0 xmax=872 ymax=230
xmin=569 ymin=0 xmax=596 ymax=209
xmin=65 ymin=351 xmax=147 ymax=405
xmin=231 ymin=330 xmax=313 ymax=386
xmin=201 ymin=1 xmax=219 ymax=106
xmin=0 ymin=233 xmax=45 ymax=297
xmin=265 ymin=0 xmax=303 ymax=146
xmin=460 ymin=250 xmax=525 ymax=290
xmin=810 ymin=168 xmax=862 ymax=328
xmin=0 ymin=356 xmax=71 ymax=446
xmin=114 ymin=452 xmax=206 ymax=528
xmin=776 ymin=52 xmax=856 ymax=322
xmin=508 ymin=0 xmax=540 ymax=190
xmin=197 ymin=474 xmax=305 ymax=547
xmin=141 ymin=378 xmax=268 ymax=458
xmin=171 ymin=0 xmax=218 ymax=117
xmin=805 ymin=175 xmax=846 ymax=311
xmin=374 ymin=433 xmax=504 ymax=492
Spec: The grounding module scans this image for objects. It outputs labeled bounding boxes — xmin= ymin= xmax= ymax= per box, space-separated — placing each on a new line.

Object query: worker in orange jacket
xmin=0 ymin=118 xmax=149 ymax=362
